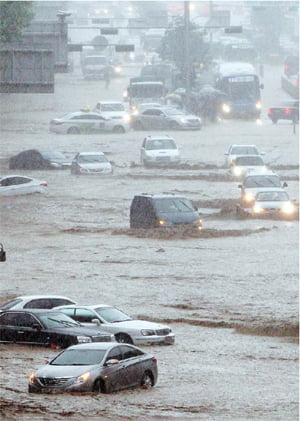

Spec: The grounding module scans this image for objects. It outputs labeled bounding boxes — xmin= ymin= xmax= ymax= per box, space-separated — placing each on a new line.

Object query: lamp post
xmin=184 ymin=1 xmax=191 ymax=108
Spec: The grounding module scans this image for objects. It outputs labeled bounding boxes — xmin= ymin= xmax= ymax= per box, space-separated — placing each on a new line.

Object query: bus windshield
xmin=223 ymin=75 xmax=259 ymax=100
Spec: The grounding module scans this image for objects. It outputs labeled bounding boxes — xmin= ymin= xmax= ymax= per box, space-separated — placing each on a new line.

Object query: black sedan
xmin=267 ymin=100 xmax=299 ymax=124
xmin=9 ymin=150 xmax=71 ymax=170
xmin=0 ymin=310 xmax=114 ymax=348
xmin=28 ymin=342 xmax=158 ymax=393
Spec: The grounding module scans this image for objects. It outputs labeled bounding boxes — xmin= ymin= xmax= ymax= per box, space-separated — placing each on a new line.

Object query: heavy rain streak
xmin=0 ymin=1 xmax=299 ymax=420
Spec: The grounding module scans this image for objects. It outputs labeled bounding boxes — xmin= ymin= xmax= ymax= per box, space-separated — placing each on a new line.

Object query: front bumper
xmin=133 ymin=333 xmax=175 ymax=345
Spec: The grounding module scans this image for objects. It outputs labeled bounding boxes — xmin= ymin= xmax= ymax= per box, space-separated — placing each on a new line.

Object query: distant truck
xmin=124 ymin=77 xmax=167 ymax=110
xmin=81 ymin=55 xmax=111 ymax=80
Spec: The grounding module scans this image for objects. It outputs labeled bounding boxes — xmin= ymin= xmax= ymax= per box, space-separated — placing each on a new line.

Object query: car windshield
xmin=0 ymin=298 xmax=22 ymax=310
xmin=230 ymin=146 xmax=258 ymax=155
xmin=164 ymin=109 xmax=185 ymax=116
xmin=39 ymin=313 xmax=80 ymax=328
xmin=40 ymin=151 xmax=66 ymax=161
xmin=101 ymin=104 xmax=124 ymax=112
xmin=51 ymin=349 xmax=106 ymax=366
xmin=154 ymin=198 xmax=196 ymax=213
xmin=78 ymin=155 xmax=108 ymax=164
xmin=235 ymin=156 xmax=264 ymax=166
xmin=95 ymin=307 xmax=132 ymax=323
xmin=256 ymin=191 xmax=289 ymax=201
xmin=146 ymin=139 xmax=177 ymax=150
xmin=244 ymin=175 xmax=281 ymax=188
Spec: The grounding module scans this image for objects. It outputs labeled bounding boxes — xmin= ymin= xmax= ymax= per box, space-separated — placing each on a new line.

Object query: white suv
xmin=140 ymin=135 xmax=180 ymax=167
xmin=94 ymin=101 xmax=131 ymax=128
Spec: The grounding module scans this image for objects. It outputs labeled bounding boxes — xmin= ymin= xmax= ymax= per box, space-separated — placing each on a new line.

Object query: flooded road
xmin=0 ymin=63 xmax=298 ymax=420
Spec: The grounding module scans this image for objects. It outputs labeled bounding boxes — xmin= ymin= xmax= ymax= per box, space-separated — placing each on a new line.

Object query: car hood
xmin=243 ymin=187 xmax=283 ymax=195
xmin=253 ymin=200 xmax=290 ymax=209
xmin=47 ymin=325 xmax=109 ymax=337
xmin=101 ymin=112 xmax=125 ymax=119
xmin=37 ymin=363 xmax=97 ymax=378
xmin=110 ymin=319 xmax=170 ymax=330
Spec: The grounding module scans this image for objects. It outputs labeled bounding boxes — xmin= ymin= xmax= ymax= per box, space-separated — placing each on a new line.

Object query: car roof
xmin=244 ymin=171 xmax=277 ymax=178
xmin=78 ymin=152 xmax=105 ymax=156
xmin=145 ymin=135 xmax=175 ymax=140
xmin=56 ymin=304 xmax=111 ymax=309
xmin=229 ymin=144 xmax=258 ymax=148
xmin=0 ymin=175 xmax=33 ymax=180
xmin=0 ymin=309 xmax=66 ymax=315
xmin=97 ymin=101 xmax=123 ymax=105
xmin=13 ymin=295 xmax=76 ymax=301
xmin=134 ymin=193 xmax=191 ymax=199
xmin=66 ymin=342 xmax=131 ymax=351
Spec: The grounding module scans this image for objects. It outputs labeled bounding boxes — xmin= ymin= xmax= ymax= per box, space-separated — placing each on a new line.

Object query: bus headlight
xmin=222 ymin=103 xmax=231 ymax=114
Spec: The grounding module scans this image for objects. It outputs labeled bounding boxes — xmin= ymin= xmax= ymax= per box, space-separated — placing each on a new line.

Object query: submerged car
xmin=0 ymin=295 xmax=77 ymax=312
xmin=130 ymin=194 xmax=202 ymax=229
xmin=94 ymin=101 xmax=131 ymax=125
xmin=9 ymin=150 xmax=71 ymax=170
xmin=267 ymin=100 xmax=299 ymax=124
xmin=229 ymin=155 xmax=267 ymax=178
xmin=140 ymin=135 xmax=180 ymax=167
xmin=50 ymin=111 xmax=128 ymax=134
xmin=238 ymin=172 xmax=287 ymax=205
xmin=0 ymin=175 xmax=48 ymax=196
xmin=28 ymin=342 xmax=158 ymax=393
xmin=0 ymin=310 xmax=114 ymax=348
xmin=239 ymin=190 xmax=296 ymax=218
xmin=224 ymin=144 xmax=264 ymax=167
xmin=54 ymin=304 xmax=175 ymax=345
xmin=131 ymin=107 xmax=202 ymax=130
xmin=70 ymin=152 xmax=112 ymax=175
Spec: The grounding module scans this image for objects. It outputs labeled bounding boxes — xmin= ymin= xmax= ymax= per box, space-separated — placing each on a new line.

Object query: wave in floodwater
xmin=111 ymin=226 xmax=271 ymax=240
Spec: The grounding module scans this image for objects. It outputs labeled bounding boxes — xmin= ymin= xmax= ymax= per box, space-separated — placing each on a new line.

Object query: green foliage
xmin=158 ymin=22 xmax=206 ymax=72
xmin=0 ymin=1 xmax=34 ymax=43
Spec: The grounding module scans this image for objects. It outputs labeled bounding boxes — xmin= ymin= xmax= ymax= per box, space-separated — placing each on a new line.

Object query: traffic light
xmin=115 ymin=44 xmax=135 ymax=52
xmin=224 ymin=26 xmax=243 ymax=34
xmin=100 ymin=28 xmax=119 ymax=35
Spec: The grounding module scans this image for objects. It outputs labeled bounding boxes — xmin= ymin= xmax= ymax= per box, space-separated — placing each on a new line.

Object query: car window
xmin=243 ymin=175 xmax=281 ymax=188
xmin=142 ymin=109 xmax=157 ymax=116
xmin=0 ymin=177 xmax=30 ymax=186
xmin=146 ymin=139 xmax=177 ymax=150
xmin=120 ymin=345 xmax=144 ymax=360
xmin=154 ymin=198 xmax=195 ymax=213
xmin=24 ymin=299 xmax=54 ymax=309
xmin=18 ymin=313 xmax=40 ymax=327
xmin=51 ymin=298 xmax=75 ymax=307
xmin=0 ymin=298 xmax=23 ymax=310
xmin=106 ymin=346 xmax=123 ymax=361
xmin=256 ymin=191 xmax=289 ymax=201
xmin=58 ymin=308 xmax=75 ymax=317
xmin=95 ymin=307 xmax=131 ymax=323
xmin=0 ymin=312 xmax=20 ymax=326
xmin=74 ymin=309 xmax=97 ymax=323
xmin=235 ymin=156 xmax=264 ymax=166
xmin=51 ymin=349 xmax=106 ymax=366
xmin=231 ymin=147 xmax=258 ymax=155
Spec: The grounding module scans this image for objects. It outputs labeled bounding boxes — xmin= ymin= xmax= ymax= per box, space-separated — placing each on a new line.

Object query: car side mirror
xmin=105 ymin=359 xmax=119 ymax=366
xmin=91 ymin=318 xmax=101 ymax=326
xmin=283 ymin=182 xmax=288 ymax=188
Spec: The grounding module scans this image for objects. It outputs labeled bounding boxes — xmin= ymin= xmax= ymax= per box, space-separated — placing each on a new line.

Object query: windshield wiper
xmin=48 ymin=318 xmax=78 ymax=327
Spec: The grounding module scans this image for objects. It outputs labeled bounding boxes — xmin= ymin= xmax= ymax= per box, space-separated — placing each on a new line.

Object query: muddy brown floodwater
xmin=0 ymin=62 xmax=299 ymax=420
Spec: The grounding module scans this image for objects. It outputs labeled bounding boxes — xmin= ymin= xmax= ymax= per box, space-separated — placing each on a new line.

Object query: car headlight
xmin=123 ymin=113 xmax=131 ymax=123
xmin=233 ymin=167 xmax=242 ymax=176
xmin=79 ymin=167 xmax=89 ymax=173
xmin=141 ymin=329 xmax=156 ymax=336
xmin=253 ymin=204 xmax=263 ymax=213
xmin=158 ymin=219 xmax=167 ymax=226
xmin=282 ymin=202 xmax=295 ymax=214
xmin=256 ymin=101 xmax=262 ymax=110
xmin=244 ymin=193 xmax=254 ymax=202
xmin=77 ymin=335 xmax=92 ymax=343
xmin=180 ymin=118 xmax=188 ymax=123
xmin=222 ymin=103 xmax=231 ymax=113
xmin=29 ymin=373 xmax=37 ymax=384
xmin=76 ymin=372 xmax=91 ymax=383
xmin=194 ymin=218 xmax=203 ymax=226
xmin=114 ymin=66 xmax=121 ymax=73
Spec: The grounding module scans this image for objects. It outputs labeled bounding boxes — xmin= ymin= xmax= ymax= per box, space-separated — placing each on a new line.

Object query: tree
xmin=0 ymin=1 xmax=34 ymax=43
xmin=158 ymin=20 xmax=207 ymax=80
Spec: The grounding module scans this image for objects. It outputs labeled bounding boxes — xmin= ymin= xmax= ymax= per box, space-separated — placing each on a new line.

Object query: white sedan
xmin=70 ymin=152 xmax=113 ymax=175
xmin=0 ymin=295 xmax=77 ymax=312
xmin=54 ymin=304 xmax=175 ymax=345
xmin=50 ymin=111 xmax=129 ymax=134
xmin=224 ymin=144 xmax=264 ymax=167
xmin=0 ymin=175 xmax=48 ymax=196
xmin=141 ymin=135 xmax=181 ymax=167
xmin=240 ymin=190 xmax=297 ymax=218
xmin=229 ymin=155 xmax=267 ymax=179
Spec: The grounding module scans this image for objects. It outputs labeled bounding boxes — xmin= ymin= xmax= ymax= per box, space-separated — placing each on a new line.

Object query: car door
xmin=102 ymin=345 xmax=127 ymax=392
xmin=141 ymin=109 xmax=158 ymax=129
xmin=14 ymin=313 xmax=48 ymax=345
xmin=119 ymin=345 xmax=145 ymax=387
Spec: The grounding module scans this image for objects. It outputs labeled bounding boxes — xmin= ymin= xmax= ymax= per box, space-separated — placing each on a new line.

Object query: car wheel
xmin=67 ymin=126 xmax=80 ymax=134
xmin=271 ymin=118 xmax=278 ymax=124
xmin=115 ymin=333 xmax=133 ymax=344
xmin=93 ymin=378 xmax=106 ymax=393
xmin=143 ymin=159 xmax=150 ymax=168
xmin=133 ymin=121 xmax=144 ymax=130
xmin=113 ymin=125 xmax=125 ymax=133
xmin=28 ymin=385 xmax=39 ymax=393
xmin=170 ymin=120 xmax=180 ymax=129
xmin=141 ymin=371 xmax=154 ymax=389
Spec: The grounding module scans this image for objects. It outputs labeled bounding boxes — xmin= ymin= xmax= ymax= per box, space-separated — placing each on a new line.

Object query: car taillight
xmin=152 ymin=357 xmax=157 ymax=363
xmin=268 ymin=108 xmax=273 ymax=114
xmin=284 ymin=108 xmax=292 ymax=115
xmin=40 ymin=182 xmax=48 ymax=187
xmin=51 ymin=120 xmax=64 ymax=125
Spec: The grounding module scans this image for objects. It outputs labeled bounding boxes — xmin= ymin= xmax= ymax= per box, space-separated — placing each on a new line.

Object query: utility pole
xmin=184 ymin=0 xmax=191 ymax=108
